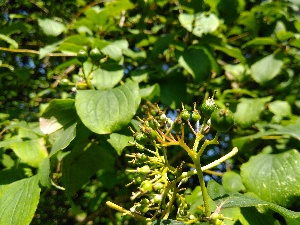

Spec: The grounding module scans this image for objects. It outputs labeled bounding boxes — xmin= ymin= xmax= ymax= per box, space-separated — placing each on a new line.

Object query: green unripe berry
xmin=77 ymin=49 xmax=88 ymax=63
xmin=192 ymin=110 xmax=201 ymax=122
xmin=136 ymin=153 xmax=149 ymax=164
xmin=140 ymin=198 xmax=149 ymax=205
xmin=153 ymin=194 xmax=162 ymax=203
xmin=212 ymin=219 xmax=223 ymax=225
xmin=148 ymin=118 xmax=160 ymax=129
xmin=60 ymin=78 xmax=71 ymax=85
xmin=89 ymin=48 xmax=101 ymax=61
xmin=210 ymin=108 xmax=234 ymax=132
xmin=138 ymin=165 xmax=151 ymax=174
xmin=172 ymin=119 xmax=182 ymax=133
xmin=142 ymin=127 xmax=158 ymax=140
xmin=153 ymin=182 xmax=164 ymax=191
xmin=201 ymin=98 xmax=218 ymax=118
xmin=181 ymin=109 xmax=190 ymax=121
xmin=149 ymin=129 xmax=158 ymax=140
xmin=140 ymin=180 xmax=153 ymax=192
xmin=134 ymin=175 xmax=146 ymax=184
xmin=159 ymin=113 xmax=167 ymax=123
xmin=211 ymin=212 xmax=224 ymax=220
xmin=135 ymin=132 xmax=148 ymax=145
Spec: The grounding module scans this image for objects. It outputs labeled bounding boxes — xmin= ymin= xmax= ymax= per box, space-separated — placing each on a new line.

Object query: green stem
xmin=192 ymin=132 xmax=204 ymax=152
xmin=106 ymin=201 xmax=151 ymax=222
xmin=193 ymin=156 xmax=211 ymax=217
xmin=197 ymin=131 xmax=220 ymax=157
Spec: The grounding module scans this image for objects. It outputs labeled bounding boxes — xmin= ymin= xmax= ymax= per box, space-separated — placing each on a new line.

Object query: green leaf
xmin=242 ymin=37 xmax=277 ymax=48
xmin=179 ymin=12 xmax=219 ymax=37
xmin=232 ymin=118 xmax=300 ymax=151
xmin=160 ymin=71 xmax=187 ymax=109
xmin=91 ymin=64 xmax=124 ymax=90
xmin=250 ymin=53 xmax=284 ymax=84
xmin=276 ymin=30 xmax=295 ymax=42
xmin=37 ymin=18 xmax=66 ymax=36
xmin=39 ymin=41 xmax=60 ymax=59
xmin=75 ymin=80 xmax=141 ymax=134
xmin=268 ymin=100 xmax=292 ymax=123
xmin=40 ymin=99 xmax=78 ymax=156
xmin=0 ymin=175 xmax=41 ymax=225
xmin=224 ymin=64 xmax=248 ymax=81
xmin=178 ymin=47 xmax=212 ymax=82
xmin=290 ymin=38 xmax=300 ymax=48
xmin=107 ymin=133 xmax=134 ymax=155
xmin=241 ymin=150 xmax=300 ymax=208
xmin=101 ymin=40 xmax=129 ymax=61
xmin=10 ymin=138 xmax=48 ymax=168
xmin=40 ymin=99 xmax=77 ymax=134
xmin=38 ymin=157 xmax=51 ymax=187
xmin=0 ymin=34 xmax=18 ymax=49
xmin=140 ymin=83 xmax=160 ymax=101
xmin=208 ymin=180 xmax=300 ymax=220
xmin=214 ymin=45 xmax=246 ymax=63
xmin=49 ymin=122 xmax=77 ymax=157
xmin=234 ymin=97 xmax=272 ymax=128
xmin=152 ymin=220 xmax=187 ymax=225
xmin=185 ymin=186 xmax=204 ymax=214
xmin=222 ymin=171 xmax=246 ymax=192
xmin=59 ymin=34 xmax=89 ymax=53
xmin=62 ymin=142 xmax=116 ymax=195
xmin=239 ymin=207 xmax=277 ymax=225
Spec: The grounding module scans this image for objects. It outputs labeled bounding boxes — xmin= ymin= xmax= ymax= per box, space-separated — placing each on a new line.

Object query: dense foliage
xmin=1 ymin=0 xmax=300 ymax=224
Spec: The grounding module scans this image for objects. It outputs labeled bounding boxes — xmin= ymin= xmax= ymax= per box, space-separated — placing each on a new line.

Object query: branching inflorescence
xmin=106 ymin=96 xmax=238 ymax=224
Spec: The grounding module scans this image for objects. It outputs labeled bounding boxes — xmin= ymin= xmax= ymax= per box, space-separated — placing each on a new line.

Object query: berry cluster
xmin=107 ymin=96 xmax=236 ymax=224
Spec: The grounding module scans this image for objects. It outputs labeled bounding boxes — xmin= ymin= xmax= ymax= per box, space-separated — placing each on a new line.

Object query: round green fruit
xmin=135 ymin=132 xmax=148 ymax=145
xmin=192 ymin=110 xmax=201 ymax=122
xmin=89 ymin=48 xmax=101 ymax=61
xmin=181 ymin=109 xmax=190 ymax=121
xmin=201 ymin=98 xmax=218 ymax=118
xmin=140 ymin=180 xmax=153 ymax=192
xmin=138 ymin=165 xmax=151 ymax=174
xmin=210 ymin=108 xmax=234 ymax=132
xmin=77 ymin=49 xmax=88 ymax=63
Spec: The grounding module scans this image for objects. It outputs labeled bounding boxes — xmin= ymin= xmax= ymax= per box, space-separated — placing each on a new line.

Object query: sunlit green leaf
xmin=222 ymin=171 xmax=246 ymax=192
xmin=234 ymin=97 xmax=272 ymax=128
xmin=0 ymin=34 xmax=18 ymax=49
xmin=38 ymin=18 xmax=66 ymax=36
xmin=242 ymin=37 xmax=277 ymax=48
xmin=39 ymin=42 xmax=60 ymax=59
xmin=250 ymin=53 xmax=284 ymax=84
xmin=276 ymin=30 xmax=294 ymax=42
xmin=208 ymin=180 xmax=300 ymax=219
xmin=214 ymin=45 xmax=246 ymax=63
xmin=107 ymin=133 xmax=134 ymax=155
xmin=268 ymin=100 xmax=292 ymax=122
xmin=91 ymin=64 xmax=124 ymax=90
xmin=101 ymin=40 xmax=128 ymax=61
xmin=0 ymin=175 xmax=40 ymax=225
xmin=10 ymin=138 xmax=48 ymax=168
xmin=140 ymin=83 xmax=160 ymax=101
xmin=179 ymin=12 xmax=219 ymax=37
xmin=49 ymin=122 xmax=77 ymax=157
xmin=75 ymin=80 xmax=141 ymax=134
xmin=38 ymin=157 xmax=51 ymax=187
xmin=241 ymin=150 xmax=300 ymax=208
xmin=40 ymin=99 xmax=77 ymax=134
